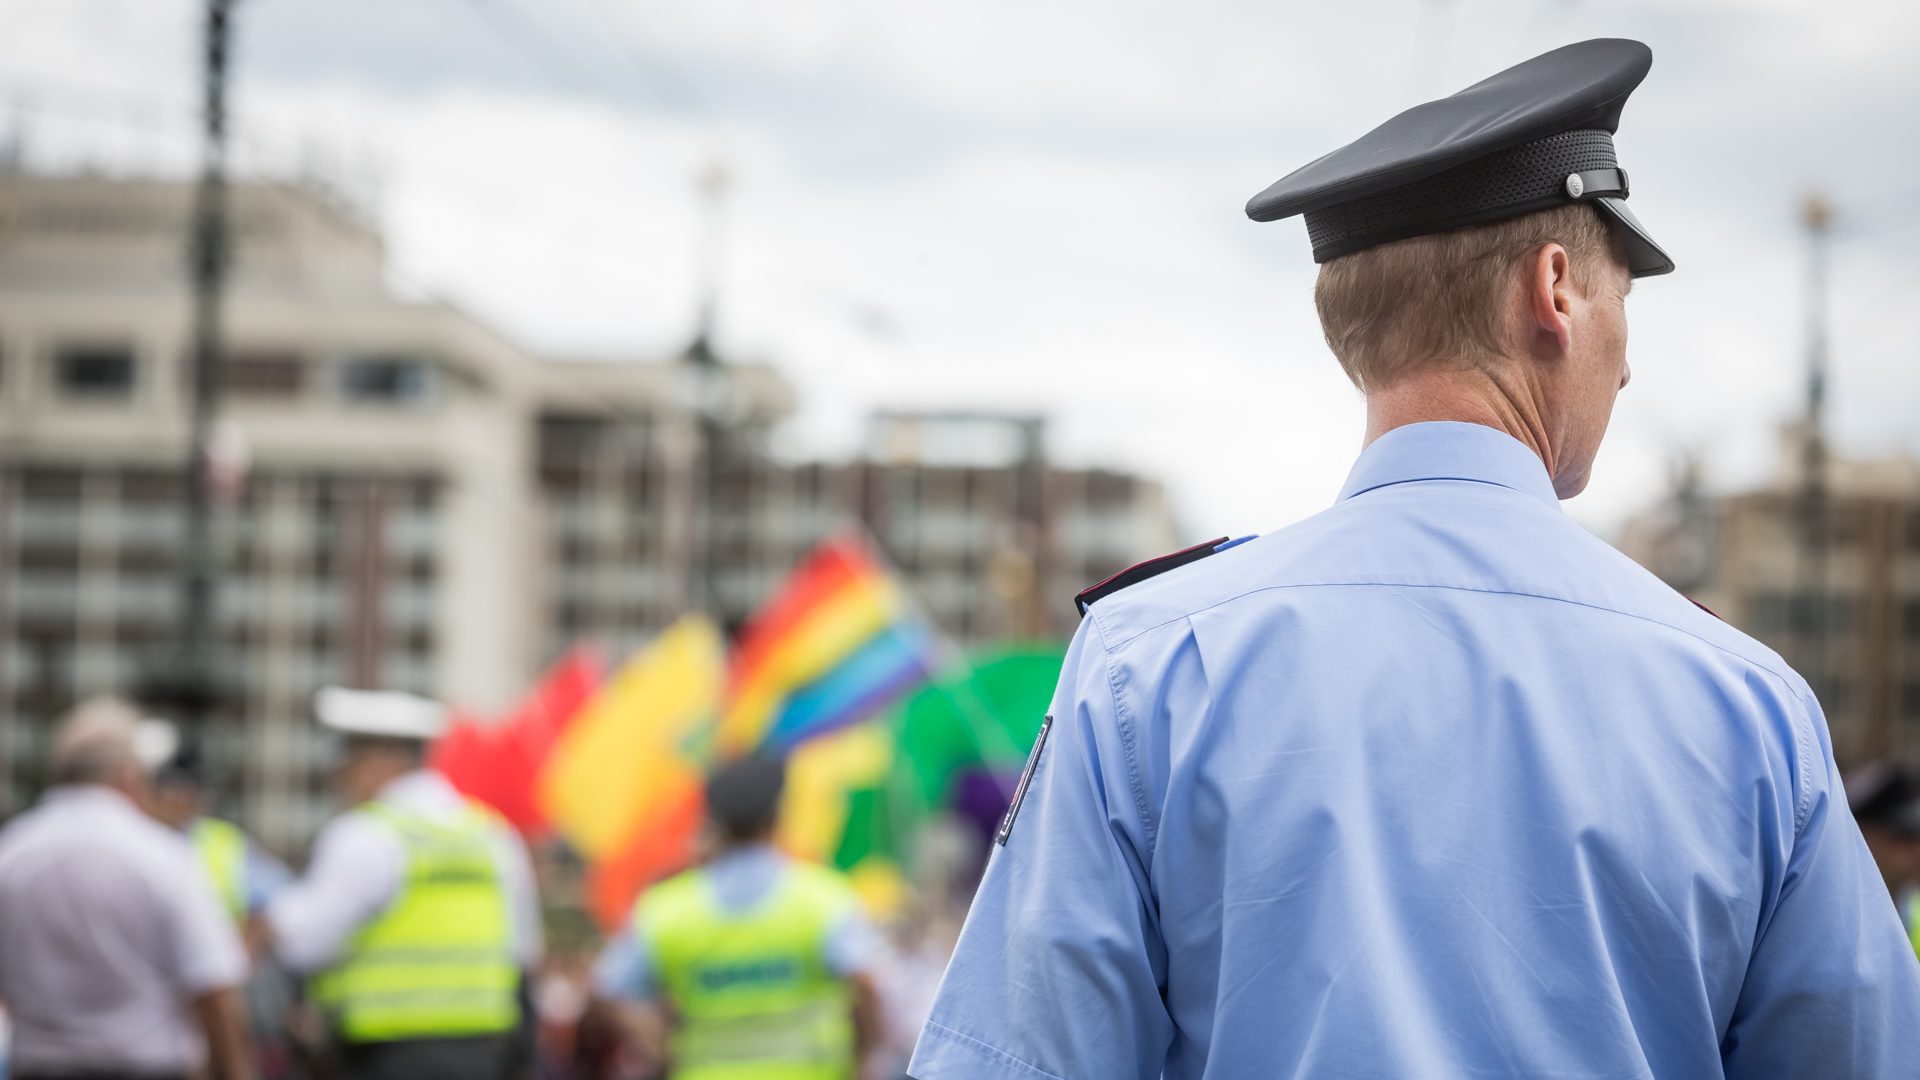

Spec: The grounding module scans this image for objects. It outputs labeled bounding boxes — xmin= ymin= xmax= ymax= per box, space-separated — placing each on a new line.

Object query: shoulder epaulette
xmin=1074 ymin=535 xmax=1255 ymax=617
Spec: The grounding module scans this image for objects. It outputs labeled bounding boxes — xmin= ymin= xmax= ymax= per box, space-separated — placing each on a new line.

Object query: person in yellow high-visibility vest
xmin=1845 ymin=762 xmax=1920 ymax=962
xmin=134 ymin=719 xmax=291 ymax=927
xmin=594 ymin=752 xmax=882 ymax=1080
xmin=266 ymin=688 xmax=543 ymax=1080
xmin=134 ymin=718 xmax=302 ymax=1080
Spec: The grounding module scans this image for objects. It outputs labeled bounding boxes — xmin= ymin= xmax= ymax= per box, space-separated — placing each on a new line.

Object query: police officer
xmin=266 ymin=688 xmax=542 ymax=1080
xmin=135 ymin=719 xmax=289 ymax=927
xmin=137 ymin=719 xmax=302 ymax=1080
xmin=909 ymin=39 xmax=1920 ymax=1080
xmin=594 ymin=751 xmax=882 ymax=1080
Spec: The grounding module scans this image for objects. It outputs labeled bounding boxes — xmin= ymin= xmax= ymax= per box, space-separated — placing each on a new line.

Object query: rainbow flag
xmin=718 ymin=535 xmax=937 ymax=755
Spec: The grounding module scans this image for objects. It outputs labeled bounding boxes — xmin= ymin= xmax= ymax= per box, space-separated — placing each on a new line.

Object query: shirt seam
xmin=1090 ymin=610 xmax=1158 ymax=859
xmin=1106 ymin=577 xmax=1822 ymax=835
xmin=1103 ymin=579 xmax=1798 ymax=687
xmin=921 ymin=1020 xmax=1069 ymax=1080
xmin=1790 ymin=688 xmax=1817 ymax=837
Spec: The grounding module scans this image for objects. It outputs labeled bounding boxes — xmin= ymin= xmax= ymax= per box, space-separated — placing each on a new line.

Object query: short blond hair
xmin=1313 ymin=205 xmax=1624 ymax=392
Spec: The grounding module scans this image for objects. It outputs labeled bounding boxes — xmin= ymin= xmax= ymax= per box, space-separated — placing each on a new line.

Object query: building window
xmin=1747 ymin=590 xmax=1855 ymax=637
xmin=54 ymin=345 xmax=135 ymax=400
xmin=224 ymin=349 xmax=306 ymax=398
xmin=339 ymin=356 xmax=435 ymax=406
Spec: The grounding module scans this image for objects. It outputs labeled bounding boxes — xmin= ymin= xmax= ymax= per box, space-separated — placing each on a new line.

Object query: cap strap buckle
xmin=1565 ymin=167 xmax=1629 ymax=201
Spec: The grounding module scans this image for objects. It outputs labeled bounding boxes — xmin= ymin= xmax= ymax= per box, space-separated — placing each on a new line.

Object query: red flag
xmin=433 ymin=647 xmax=604 ymax=836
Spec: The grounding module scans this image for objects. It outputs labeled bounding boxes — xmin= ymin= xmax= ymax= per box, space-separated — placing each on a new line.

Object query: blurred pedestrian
xmin=133 ymin=720 xmax=302 ymax=1080
xmin=265 ymin=688 xmax=542 ymax=1080
xmin=1846 ymin=761 xmax=1920 ymax=957
xmin=134 ymin=719 xmax=291 ymax=930
xmin=0 ymin=697 xmax=253 ymax=1080
xmin=861 ymin=907 xmax=954 ymax=1080
xmin=593 ymin=751 xmax=882 ymax=1080
xmin=909 ymin=38 xmax=1920 ymax=1080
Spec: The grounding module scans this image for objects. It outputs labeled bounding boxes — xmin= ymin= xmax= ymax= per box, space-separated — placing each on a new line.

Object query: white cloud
xmin=4 ymin=0 xmax=1918 ymax=543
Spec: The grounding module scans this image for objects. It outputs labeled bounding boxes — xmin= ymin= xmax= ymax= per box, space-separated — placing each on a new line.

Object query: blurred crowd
xmin=0 ymin=694 xmax=964 ymax=1080
xmin=4 ymin=687 xmax=1918 ymax=1080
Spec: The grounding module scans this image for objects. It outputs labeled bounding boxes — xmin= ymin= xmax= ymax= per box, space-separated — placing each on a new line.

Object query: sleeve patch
xmin=996 ymin=714 xmax=1053 ymax=846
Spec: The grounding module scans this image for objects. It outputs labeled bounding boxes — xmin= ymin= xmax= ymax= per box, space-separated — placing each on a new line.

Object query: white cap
xmin=314 ymin=687 xmax=447 ymax=741
xmin=133 ymin=718 xmax=181 ymax=771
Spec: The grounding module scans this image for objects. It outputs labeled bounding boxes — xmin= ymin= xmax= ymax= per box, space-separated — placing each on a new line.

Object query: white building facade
xmin=0 ymin=174 xmax=1179 ymax=851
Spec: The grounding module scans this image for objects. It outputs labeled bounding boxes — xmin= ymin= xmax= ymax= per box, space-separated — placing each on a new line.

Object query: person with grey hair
xmin=0 ymin=697 xmax=253 ymax=1080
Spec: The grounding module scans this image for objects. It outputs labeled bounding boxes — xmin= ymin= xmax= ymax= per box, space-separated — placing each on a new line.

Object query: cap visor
xmin=1593 ymin=197 xmax=1674 ymax=278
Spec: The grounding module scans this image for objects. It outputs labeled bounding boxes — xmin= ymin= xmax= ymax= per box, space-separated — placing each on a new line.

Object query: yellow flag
xmin=538 ymin=616 xmax=724 ymax=858
xmin=775 ymin=720 xmax=894 ymax=863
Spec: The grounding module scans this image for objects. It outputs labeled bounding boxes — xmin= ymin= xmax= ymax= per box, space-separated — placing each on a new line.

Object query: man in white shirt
xmin=0 ymin=698 xmax=253 ymax=1080
xmin=266 ymin=688 xmax=541 ymax=1080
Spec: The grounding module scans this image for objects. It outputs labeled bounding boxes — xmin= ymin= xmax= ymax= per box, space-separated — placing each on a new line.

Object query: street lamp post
xmin=164 ymin=0 xmax=237 ymax=745
xmin=1795 ymin=193 xmax=1834 ymax=705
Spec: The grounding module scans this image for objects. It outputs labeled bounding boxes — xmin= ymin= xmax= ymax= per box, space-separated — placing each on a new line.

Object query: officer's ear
xmin=1525 ymin=241 xmax=1577 ymax=358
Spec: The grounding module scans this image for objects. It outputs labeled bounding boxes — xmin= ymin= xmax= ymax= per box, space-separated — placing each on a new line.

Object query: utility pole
xmin=685 ymin=159 xmax=731 ymax=628
xmin=170 ymin=0 xmax=237 ymax=743
xmin=1795 ymin=192 xmax=1834 ymax=695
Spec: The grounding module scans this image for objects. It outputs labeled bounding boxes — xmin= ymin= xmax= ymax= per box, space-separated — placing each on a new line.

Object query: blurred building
xmin=0 ymin=173 xmax=1179 ymax=845
xmin=0 ymin=173 xmax=787 ymax=841
xmin=852 ymin=411 xmax=1179 ymax=641
xmin=1619 ymin=424 xmax=1920 ymax=767
xmin=535 ymin=406 xmax=1180 ymax=656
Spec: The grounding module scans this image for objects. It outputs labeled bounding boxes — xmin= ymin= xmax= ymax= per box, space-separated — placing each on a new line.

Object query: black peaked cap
xmin=1247 ymin=38 xmax=1674 ymax=277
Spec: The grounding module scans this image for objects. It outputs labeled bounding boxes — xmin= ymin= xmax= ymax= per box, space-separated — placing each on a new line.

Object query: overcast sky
xmin=5 ymin=0 xmax=1918 ymax=541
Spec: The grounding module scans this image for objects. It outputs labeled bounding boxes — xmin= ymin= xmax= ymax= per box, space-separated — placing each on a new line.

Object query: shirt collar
xmin=711 ymin=842 xmax=782 ymax=870
xmin=375 ymin=768 xmax=461 ymax=809
xmin=43 ymin=783 xmax=137 ymax=810
xmin=1337 ymin=421 xmax=1561 ymax=508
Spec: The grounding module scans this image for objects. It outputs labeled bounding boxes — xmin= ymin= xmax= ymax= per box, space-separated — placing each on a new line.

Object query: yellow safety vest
xmin=310 ymin=801 xmax=519 ymax=1044
xmin=639 ymin=860 xmax=859 ymax=1080
xmin=1905 ymin=892 xmax=1920 ymax=961
xmin=192 ymin=817 xmax=249 ymax=923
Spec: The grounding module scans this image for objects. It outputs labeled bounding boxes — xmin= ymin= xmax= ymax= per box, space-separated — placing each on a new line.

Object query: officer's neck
xmin=1362 ymin=364 xmax=1557 ymax=478
xmin=710 ymin=831 xmax=779 ymax=862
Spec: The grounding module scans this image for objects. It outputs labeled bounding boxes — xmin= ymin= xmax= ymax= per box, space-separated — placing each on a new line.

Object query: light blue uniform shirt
xmin=910 ymin=422 xmax=1920 ymax=1080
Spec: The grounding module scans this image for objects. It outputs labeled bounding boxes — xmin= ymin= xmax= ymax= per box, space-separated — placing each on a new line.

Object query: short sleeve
xmin=909 ymin=617 xmax=1171 ymax=1080
xmin=166 ymin=844 xmax=249 ymax=993
xmin=1720 ymin=694 xmax=1920 ymax=1077
xmin=592 ymin=916 xmax=655 ymax=1001
xmin=267 ymin=814 xmax=404 ymax=973
xmin=244 ymin=840 xmax=293 ymax=913
xmin=824 ymin=901 xmax=882 ymax=978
